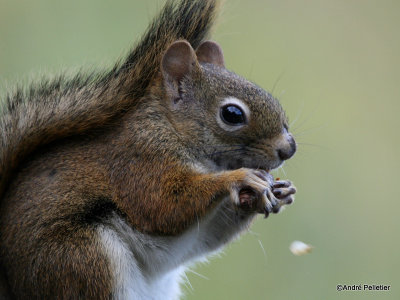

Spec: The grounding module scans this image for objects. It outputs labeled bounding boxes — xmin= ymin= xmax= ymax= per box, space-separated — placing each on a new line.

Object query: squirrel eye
xmin=220 ymin=105 xmax=246 ymax=126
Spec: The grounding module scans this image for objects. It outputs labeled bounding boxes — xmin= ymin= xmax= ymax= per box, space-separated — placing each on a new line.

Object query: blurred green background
xmin=1 ymin=0 xmax=399 ymax=299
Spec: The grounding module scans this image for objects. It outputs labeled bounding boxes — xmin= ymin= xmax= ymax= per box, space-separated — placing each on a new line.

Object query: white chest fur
xmin=98 ymin=198 xmax=255 ymax=300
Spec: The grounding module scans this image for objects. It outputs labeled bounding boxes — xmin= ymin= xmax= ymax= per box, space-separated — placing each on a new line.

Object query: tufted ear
xmin=196 ymin=40 xmax=225 ymax=67
xmin=161 ymin=40 xmax=198 ymax=85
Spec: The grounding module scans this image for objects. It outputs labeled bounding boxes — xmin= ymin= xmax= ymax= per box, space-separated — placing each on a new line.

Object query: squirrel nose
xmin=277 ymin=134 xmax=296 ymax=161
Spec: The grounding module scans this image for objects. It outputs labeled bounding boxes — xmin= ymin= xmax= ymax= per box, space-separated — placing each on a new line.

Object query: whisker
xmin=182 ymin=272 xmax=194 ymax=292
xmin=187 ymin=269 xmax=210 ymax=281
xmin=206 ymin=145 xmax=243 ymax=151
xmin=271 ymin=70 xmax=286 ymax=97
xmin=289 ymin=100 xmax=305 ymax=128
xmin=248 ymin=230 xmax=260 ymax=237
xmin=258 ymin=239 xmax=268 ymax=261
xmin=199 ymin=144 xmax=246 ymax=154
xmin=280 ymin=166 xmax=287 ymax=177
xmin=207 ymin=148 xmax=245 ymax=158
xmin=297 ymin=142 xmax=330 ymax=150
xmin=247 ymin=59 xmax=255 ymax=82
xmin=220 ymin=210 xmax=234 ymax=227
xmin=209 ymin=143 xmax=245 ymax=147
xmin=291 ymin=101 xmax=322 ymax=133
xmin=292 ymin=123 xmax=328 ymax=137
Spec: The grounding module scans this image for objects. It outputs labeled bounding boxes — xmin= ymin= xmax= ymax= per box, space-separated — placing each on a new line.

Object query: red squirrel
xmin=0 ymin=0 xmax=297 ymax=299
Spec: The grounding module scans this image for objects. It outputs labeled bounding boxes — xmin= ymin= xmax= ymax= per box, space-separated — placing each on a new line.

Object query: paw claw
xmin=231 ymin=169 xmax=296 ymax=217
xmin=272 ymin=205 xmax=281 ymax=214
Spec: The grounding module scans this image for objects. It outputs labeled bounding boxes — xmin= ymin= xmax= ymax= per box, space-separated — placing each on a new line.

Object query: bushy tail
xmin=0 ymin=0 xmax=220 ymax=200
xmin=117 ymin=0 xmax=221 ymax=97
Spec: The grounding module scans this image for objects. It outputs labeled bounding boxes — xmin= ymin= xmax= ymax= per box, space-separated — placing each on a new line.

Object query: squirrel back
xmin=0 ymin=0 xmax=220 ymax=204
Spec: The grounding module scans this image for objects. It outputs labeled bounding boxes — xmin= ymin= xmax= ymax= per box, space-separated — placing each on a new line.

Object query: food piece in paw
xmin=238 ymin=188 xmax=257 ymax=211
xmin=238 ymin=186 xmax=273 ymax=217
xmin=237 ymin=171 xmax=296 ymax=218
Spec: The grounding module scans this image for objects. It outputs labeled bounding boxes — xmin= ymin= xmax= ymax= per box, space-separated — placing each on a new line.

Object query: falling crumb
xmin=289 ymin=240 xmax=313 ymax=256
xmin=275 ymin=177 xmax=280 ymax=181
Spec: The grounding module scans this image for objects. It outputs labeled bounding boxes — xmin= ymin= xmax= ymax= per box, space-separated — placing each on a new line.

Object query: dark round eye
xmin=220 ymin=105 xmax=246 ymax=125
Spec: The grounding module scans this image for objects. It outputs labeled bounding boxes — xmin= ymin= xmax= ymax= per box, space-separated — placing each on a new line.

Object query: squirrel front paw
xmin=229 ymin=169 xmax=296 ymax=218
xmin=229 ymin=169 xmax=275 ymax=217
xmin=270 ymin=179 xmax=296 ymax=214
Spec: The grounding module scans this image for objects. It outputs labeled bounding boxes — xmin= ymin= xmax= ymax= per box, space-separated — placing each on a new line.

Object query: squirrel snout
xmin=277 ymin=134 xmax=296 ymax=161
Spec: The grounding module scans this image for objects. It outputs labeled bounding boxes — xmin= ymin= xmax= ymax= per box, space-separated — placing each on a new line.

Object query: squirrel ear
xmin=161 ymin=40 xmax=198 ymax=83
xmin=196 ymin=41 xmax=225 ymax=68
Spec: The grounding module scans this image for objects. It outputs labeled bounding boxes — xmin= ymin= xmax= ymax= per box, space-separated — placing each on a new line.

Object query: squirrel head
xmin=160 ymin=40 xmax=296 ymax=172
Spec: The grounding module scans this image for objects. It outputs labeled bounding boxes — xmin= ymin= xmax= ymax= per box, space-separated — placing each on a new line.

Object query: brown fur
xmin=0 ymin=0 xmax=221 ymax=203
xmin=0 ymin=0 xmax=296 ymax=298
xmin=0 ymin=1 xmax=223 ymax=298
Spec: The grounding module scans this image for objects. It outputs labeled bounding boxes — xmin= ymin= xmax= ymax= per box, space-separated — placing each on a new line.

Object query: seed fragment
xmin=289 ymin=240 xmax=313 ymax=256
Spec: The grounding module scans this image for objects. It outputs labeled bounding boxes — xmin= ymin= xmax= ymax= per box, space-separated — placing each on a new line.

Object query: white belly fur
xmin=98 ymin=198 xmax=256 ymax=300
